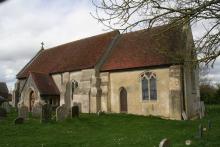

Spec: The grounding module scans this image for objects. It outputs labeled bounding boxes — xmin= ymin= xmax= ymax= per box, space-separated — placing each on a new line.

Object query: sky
xmin=0 ymin=0 xmax=219 ymax=91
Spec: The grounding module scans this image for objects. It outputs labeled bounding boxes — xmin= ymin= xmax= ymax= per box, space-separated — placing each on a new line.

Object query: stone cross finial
xmin=41 ymin=42 xmax=44 ymax=50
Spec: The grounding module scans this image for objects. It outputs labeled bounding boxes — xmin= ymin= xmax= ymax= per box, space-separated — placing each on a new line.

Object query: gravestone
xmin=41 ymin=104 xmax=52 ymax=123
xmin=198 ymin=124 xmax=203 ymax=138
xmin=208 ymin=120 xmax=212 ymax=129
xmin=18 ymin=106 xmax=29 ymax=119
xmin=1 ymin=102 xmax=11 ymax=113
xmin=199 ymin=101 xmax=205 ymax=119
xmin=0 ymin=108 xmax=7 ymax=118
xmin=185 ymin=140 xmax=192 ymax=146
xmin=181 ymin=111 xmax=187 ymax=120
xmin=32 ymin=102 xmax=43 ymax=118
xmin=14 ymin=117 xmax=24 ymax=124
xmin=72 ymin=105 xmax=79 ymax=118
xmin=56 ymin=104 xmax=69 ymax=121
xmin=159 ymin=138 xmax=170 ymax=147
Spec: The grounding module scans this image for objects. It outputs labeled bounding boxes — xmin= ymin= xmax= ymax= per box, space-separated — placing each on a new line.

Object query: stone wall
xmin=183 ymin=63 xmax=200 ymax=119
xmin=169 ymin=65 xmax=183 ymax=120
xmin=182 ymin=22 xmax=200 ymax=119
xmin=18 ymin=76 xmax=42 ymax=111
xmin=52 ymin=69 xmax=102 ymax=113
xmin=100 ymin=72 xmax=110 ymax=112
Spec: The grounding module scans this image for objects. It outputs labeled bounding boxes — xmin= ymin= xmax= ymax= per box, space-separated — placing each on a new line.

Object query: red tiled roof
xmin=101 ymin=25 xmax=185 ymax=71
xmin=30 ymin=72 xmax=60 ymax=96
xmin=17 ymin=24 xmax=186 ymax=78
xmin=17 ymin=31 xmax=119 ymax=79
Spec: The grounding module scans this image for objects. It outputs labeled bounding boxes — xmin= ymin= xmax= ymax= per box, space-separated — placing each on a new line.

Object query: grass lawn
xmin=0 ymin=105 xmax=220 ymax=147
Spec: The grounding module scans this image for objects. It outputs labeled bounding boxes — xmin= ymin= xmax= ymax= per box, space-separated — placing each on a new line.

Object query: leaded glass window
xmin=142 ymin=77 xmax=149 ymax=100
xmin=150 ymin=76 xmax=157 ymax=100
xmin=141 ymin=71 xmax=157 ymax=100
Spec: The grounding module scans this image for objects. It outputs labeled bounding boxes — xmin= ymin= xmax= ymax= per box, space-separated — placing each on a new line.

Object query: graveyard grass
xmin=0 ymin=105 xmax=220 ymax=147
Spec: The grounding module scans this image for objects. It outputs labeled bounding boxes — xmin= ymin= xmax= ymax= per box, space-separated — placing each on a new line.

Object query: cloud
xmin=0 ymin=0 xmax=106 ymax=89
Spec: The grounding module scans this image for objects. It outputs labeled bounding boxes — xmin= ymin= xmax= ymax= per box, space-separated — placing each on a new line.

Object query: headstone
xmin=185 ymin=140 xmax=192 ymax=146
xmin=1 ymin=102 xmax=11 ymax=113
xmin=72 ymin=105 xmax=79 ymax=118
xmin=32 ymin=102 xmax=43 ymax=118
xmin=56 ymin=104 xmax=69 ymax=121
xmin=14 ymin=117 xmax=24 ymax=124
xmin=41 ymin=104 xmax=52 ymax=123
xmin=0 ymin=108 xmax=7 ymax=118
xmin=73 ymin=102 xmax=82 ymax=113
xmin=18 ymin=105 xmax=29 ymax=119
xmin=159 ymin=138 xmax=170 ymax=147
xmin=198 ymin=124 xmax=203 ymax=138
xmin=97 ymin=110 xmax=101 ymax=117
xmin=182 ymin=111 xmax=187 ymax=120
xmin=199 ymin=101 xmax=205 ymax=119
xmin=208 ymin=120 xmax=212 ymax=129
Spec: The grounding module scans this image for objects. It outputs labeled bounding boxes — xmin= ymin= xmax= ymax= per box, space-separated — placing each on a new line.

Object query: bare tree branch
xmin=92 ymin=0 xmax=220 ymax=66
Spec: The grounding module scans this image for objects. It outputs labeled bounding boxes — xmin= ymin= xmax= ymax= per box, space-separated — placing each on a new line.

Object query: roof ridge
xmin=120 ymin=23 xmax=181 ymax=36
xmin=44 ymin=30 xmax=119 ymax=52
xmin=29 ymin=71 xmax=48 ymax=75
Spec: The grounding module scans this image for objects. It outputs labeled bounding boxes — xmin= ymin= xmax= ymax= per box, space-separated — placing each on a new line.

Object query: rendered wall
xmin=108 ymin=67 xmax=173 ymax=119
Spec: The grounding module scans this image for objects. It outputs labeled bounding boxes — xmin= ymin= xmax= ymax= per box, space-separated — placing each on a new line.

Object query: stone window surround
xmin=139 ymin=71 xmax=158 ymax=102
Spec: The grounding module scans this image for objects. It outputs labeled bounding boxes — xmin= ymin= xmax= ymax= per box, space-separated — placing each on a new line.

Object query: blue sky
xmin=0 ymin=0 xmax=219 ymax=91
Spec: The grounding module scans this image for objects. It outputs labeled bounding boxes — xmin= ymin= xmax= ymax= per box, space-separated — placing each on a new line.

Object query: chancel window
xmin=142 ymin=77 xmax=149 ymax=100
xmin=141 ymin=72 xmax=157 ymax=100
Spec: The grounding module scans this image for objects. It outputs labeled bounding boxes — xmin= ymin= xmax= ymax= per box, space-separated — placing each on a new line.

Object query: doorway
xmin=120 ymin=87 xmax=127 ymax=113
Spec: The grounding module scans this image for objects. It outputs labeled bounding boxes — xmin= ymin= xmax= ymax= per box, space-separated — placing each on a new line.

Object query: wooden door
xmin=120 ymin=87 xmax=127 ymax=113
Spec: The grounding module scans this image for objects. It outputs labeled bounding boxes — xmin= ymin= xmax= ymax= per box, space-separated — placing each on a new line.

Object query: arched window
xmin=141 ymin=72 xmax=157 ymax=100
xmin=150 ymin=76 xmax=157 ymax=100
xmin=71 ymin=80 xmax=78 ymax=99
xmin=142 ymin=77 xmax=149 ymax=100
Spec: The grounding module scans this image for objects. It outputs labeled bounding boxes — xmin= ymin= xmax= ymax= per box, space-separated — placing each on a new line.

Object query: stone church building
xmin=13 ymin=23 xmax=201 ymax=120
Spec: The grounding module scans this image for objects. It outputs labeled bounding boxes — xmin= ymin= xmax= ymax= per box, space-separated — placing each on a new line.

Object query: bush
xmin=200 ymin=84 xmax=220 ymax=104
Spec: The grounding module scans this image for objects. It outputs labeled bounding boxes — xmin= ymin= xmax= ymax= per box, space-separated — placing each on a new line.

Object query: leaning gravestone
xmin=198 ymin=124 xmax=203 ymax=138
xmin=1 ymin=102 xmax=11 ymax=113
xmin=41 ymin=104 xmax=52 ymax=123
xmin=72 ymin=105 xmax=79 ymax=118
xmin=32 ymin=102 xmax=43 ymax=118
xmin=201 ymin=101 xmax=205 ymax=117
xmin=0 ymin=108 xmax=7 ymax=118
xmin=56 ymin=104 xmax=69 ymax=121
xmin=14 ymin=117 xmax=24 ymax=125
xmin=208 ymin=120 xmax=212 ymax=129
xmin=159 ymin=138 xmax=170 ymax=147
xmin=18 ymin=106 xmax=29 ymax=119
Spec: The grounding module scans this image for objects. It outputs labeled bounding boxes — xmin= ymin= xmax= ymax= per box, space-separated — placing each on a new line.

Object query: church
xmin=13 ymin=23 xmax=201 ymax=120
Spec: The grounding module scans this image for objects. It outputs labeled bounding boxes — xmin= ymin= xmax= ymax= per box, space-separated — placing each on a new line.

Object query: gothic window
xmin=141 ymin=71 xmax=157 ymax=100
xmin=71 ymin=80 xmax=78 ymax=99
xmin=142 ymin=77 xmax=149 ymax=100
xmin=150 ymin=76 xmax=157 ymax=100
